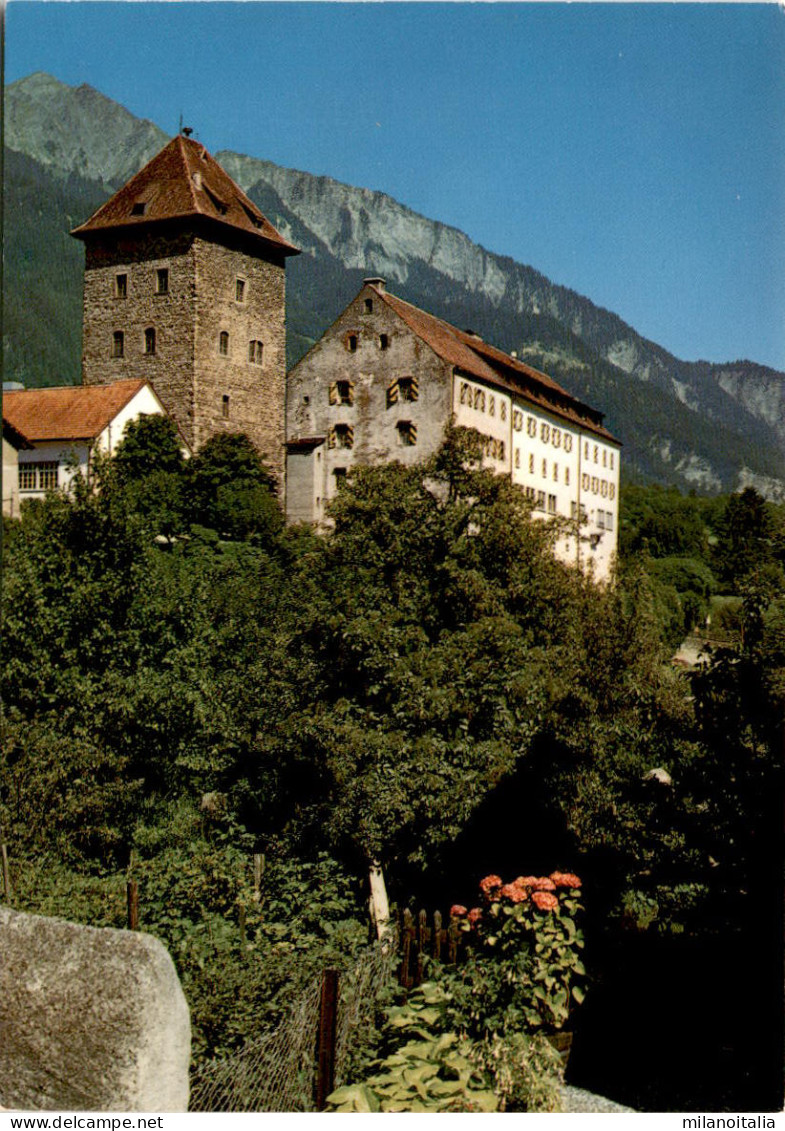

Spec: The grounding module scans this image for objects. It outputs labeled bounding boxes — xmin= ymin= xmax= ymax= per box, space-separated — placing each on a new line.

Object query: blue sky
xmin=5 ymin=2 xmax=785 ymax=371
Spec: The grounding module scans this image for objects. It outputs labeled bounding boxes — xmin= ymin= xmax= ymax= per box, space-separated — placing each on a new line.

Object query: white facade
xmin=10 ymin=383 xmax=170 ymax=506
xmin=453 ymin=373 xmax=620 ymax=580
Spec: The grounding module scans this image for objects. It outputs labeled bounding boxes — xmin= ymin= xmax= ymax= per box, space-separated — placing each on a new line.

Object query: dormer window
xmin=156 ymin=268 xmax=169 ymax=295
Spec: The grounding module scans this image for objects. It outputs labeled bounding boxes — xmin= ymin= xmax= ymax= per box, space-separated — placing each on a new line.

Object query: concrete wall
xmin=2 ymin=436 xmax=21 ymax=518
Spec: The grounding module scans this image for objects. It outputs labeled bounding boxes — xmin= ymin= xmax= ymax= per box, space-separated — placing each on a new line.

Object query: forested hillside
xmin=2 ymin=422 xmax=783 ymax=1110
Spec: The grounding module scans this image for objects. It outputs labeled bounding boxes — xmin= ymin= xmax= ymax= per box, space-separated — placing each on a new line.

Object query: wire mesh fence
xmin=188 ymin=939 xmax=397 ymax=1112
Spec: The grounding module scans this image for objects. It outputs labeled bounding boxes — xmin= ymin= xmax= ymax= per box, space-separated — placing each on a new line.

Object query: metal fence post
xmin=315 ymin=968 xmax=339 ymax=1110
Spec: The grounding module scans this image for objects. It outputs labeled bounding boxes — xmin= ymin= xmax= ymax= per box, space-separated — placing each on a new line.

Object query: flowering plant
xmin=449 ymin=871 xmax=586 ymax=1035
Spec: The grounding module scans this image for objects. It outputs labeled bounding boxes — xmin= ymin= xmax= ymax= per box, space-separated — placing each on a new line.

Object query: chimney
xmin=364 ymin=277 xmax=386 ymax=291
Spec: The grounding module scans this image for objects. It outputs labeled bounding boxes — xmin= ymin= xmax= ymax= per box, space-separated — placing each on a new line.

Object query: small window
xmin=336 ymin=380 xmax=353 ymax=406
xmin=609 ymin=483 xmax=616 ymax=500
xmin=542 ymin=459 xmax=547 ymax=478
xmin=527 ymin=416 xmax=537 ymax=438
xmin=334 ymin=467 xmax=347 ymax=490
xmin=547 ymin=494 xmax=557 ymax=515
xmin=591 ymin=477 xmax=599 ymax=494
xmin=529 ymin=453 xmax=535 ymax=474
xmin=541 ymin=422 xmax=550 ymax=444
xmin=236 ymin=279 xmax=246 ymax=303
xmin=397 ymin=420 xmax=417 ymax=446
xmin=584 ymin=442 xmax=590 ymax=459
xmin=249 ymin=340 xmax=264 ymax=365
xmin=219 ymin=331 xmax=229 ymax=356
xmin=156 ymin=268 xmax=169 ymax=295
xmin=535 ymin=490 xmax=546 ymax=511
xmin=18 ymin=465 xmax=37 ymax=491
xmin=364 ymin=298 xmax=373 ymax=314
xmin=222 ymin=395 xmax=230 ymax=420
xmin=610 ymin=452 xmax=615 ymax=470
xmin=500 ymin=402 xmax=507 ymax=422
xmin=582 ymin=473 xmax=590 ymax=491
xmin=332 ymin=424 xmax=354 ymax=449
xmin=19 ymin=461 xmax=58 ymax=492
xmin=565 ymin=467 xmax=570 ymax=486
xmin=564 ymin=434 xmax=573 ymax=453
xmin=347 ymin=334 xmax=358 ymax=353
xmin=603 ymin=449 xmax=608 ymax=468
xmin=489 ymin=395 xmax=496 ymax=417
xmin=515 ymin=448 xmax=521 ymax=468
xmin=552 ymin=428 xmax=561 ymax=448
xmin=553 ymin=463 xmax=559 ymax=482
xmin=131 ymin=201 xmax=147 ymax=216
xmin=597 ymin=510 xmax=606 ymax=530
xmin=473 ymin=388 xmax=485 ymax=412
xmin=112 ymin=331 xmax=124 ymax=358
xmin=379 ymin=333 xmax=389 ymax=350
xmin=144 ymin=327 xmax=156 ymax=355
xmin=399 ymin=376 xmax=418 ymax=402
xmin=605 ymin=511 xmax=614 ymax=532
xmin=594 ymin=445 xmax=599 ymax=464
xmin=115 ymin=274 xmax=127 ymax=298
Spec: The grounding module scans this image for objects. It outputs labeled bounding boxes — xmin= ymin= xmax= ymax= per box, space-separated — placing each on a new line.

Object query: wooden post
xmin=1 ymin=842 xmax=11 ymax=903
xmin=315 ymin=968 xmax=339 ymax=1110
xmin=126 ymin=879 xmax=139 ymax=930
xmin=400 ymin=909 xmax=415 ymax=988
xmin=253 ymin=853 xmax=264 ymax=903
xmin=433 ymin=910 xmax=443 ymax=963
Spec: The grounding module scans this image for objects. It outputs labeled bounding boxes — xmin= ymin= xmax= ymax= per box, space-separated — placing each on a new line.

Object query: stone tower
xmin=71 ymin=134 xmax=299 ymax=484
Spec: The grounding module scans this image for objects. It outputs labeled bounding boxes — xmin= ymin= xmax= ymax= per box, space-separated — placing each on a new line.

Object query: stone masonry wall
xmin=82 ymin=231 xmax=198 ymax=448
xmin=193 ymin=238 xmax=287 ymax=486
xmin=286 ymin=284 xmax=451 ymax=521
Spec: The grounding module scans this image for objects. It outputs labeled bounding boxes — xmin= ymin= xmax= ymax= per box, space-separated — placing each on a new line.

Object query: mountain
xmin=4 ymin=73 xmax=784 ymax=498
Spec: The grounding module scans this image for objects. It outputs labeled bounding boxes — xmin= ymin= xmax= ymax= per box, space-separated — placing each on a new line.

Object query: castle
xmin=17 ymin=133 xmax=622 ymax=577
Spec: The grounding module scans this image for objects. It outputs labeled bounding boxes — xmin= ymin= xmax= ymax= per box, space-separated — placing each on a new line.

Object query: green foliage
xmin=113 ymin=414 xmax=186 ymax=485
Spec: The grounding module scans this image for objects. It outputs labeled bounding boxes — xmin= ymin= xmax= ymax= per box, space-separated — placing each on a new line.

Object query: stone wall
xmin=0 ymin=907 xmax=190 ymax=1112
xmin=286 ymin=283 xmax=451 ymax=520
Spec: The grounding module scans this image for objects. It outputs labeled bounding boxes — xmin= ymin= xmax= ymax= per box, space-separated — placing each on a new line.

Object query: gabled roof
xmin=369 ymin=284 xmax=620 ymax=445
xmin=71 ymin=134 xmax=299 ymax=257
xmin=3 ymin=380 xmax=154 ymax=443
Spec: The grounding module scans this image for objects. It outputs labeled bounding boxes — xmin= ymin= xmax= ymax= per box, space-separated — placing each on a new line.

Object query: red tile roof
xmin=71 ymin=135 xmax=299 ymax=257
xmin=371 ymin=285 xmax=619 ymax=444
xmin=3 ymin=380 xmax=151 ymax=443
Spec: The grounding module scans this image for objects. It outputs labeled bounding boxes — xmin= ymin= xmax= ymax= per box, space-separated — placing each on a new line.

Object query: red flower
xmin=479 ymin=874 xmax=503 ymax=897
xmin=500 ymin=881 xmax=529 ymax=903
xmin=531 ymin=890 xmax=559 ymax=911
xmin=450 ymin=904 xmax=468 ymax=918
xmin=550 ymin=871 xmax=582 ymax=889
xmin=525 ymin=877 xmax=556 ymax=891
xmin=468 ymin=907 xmax=483 ymax=925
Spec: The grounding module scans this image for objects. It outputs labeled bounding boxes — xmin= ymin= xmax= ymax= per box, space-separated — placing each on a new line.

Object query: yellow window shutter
xmin=328 ymin=427 xmax=336 ymax=449
xmin=410 ymin=375 xmax=419 ymax=401
xmin=387 ymin=379 xmax=399 ymax=407
xmin=329 ymin=381 xmax=338 ymax=405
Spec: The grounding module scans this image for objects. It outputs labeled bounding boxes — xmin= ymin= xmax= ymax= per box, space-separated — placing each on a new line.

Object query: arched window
xmin=219 ymin=331 xmax=229 ymax=356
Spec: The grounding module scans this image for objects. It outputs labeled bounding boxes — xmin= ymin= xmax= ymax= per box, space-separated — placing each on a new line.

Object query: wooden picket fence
xmin=398 ymin=908 xmax=472 ymax=989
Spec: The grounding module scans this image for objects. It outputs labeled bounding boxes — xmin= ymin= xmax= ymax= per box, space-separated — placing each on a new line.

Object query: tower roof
xmin=71 ymin=134 xmax=299 ymax=257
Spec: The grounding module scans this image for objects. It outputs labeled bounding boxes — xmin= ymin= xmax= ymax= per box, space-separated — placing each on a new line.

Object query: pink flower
xmin=527 ymin=876 xmax=556 ymax=891
xmin=550 ymin=871 xmax=582 ymax=889
xmin=468 ymin=907 xmax=483 ymax=926
xmin=479 ymin=874 xmax=503 ymax=898
xmin=450 ymin=904 xmax=468 ymax=918
xmin=531 ymin=890 xmax=559 ymax=911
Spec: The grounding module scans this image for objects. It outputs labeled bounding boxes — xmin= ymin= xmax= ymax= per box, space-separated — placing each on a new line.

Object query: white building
xmin=286 ymin=279 xmax=621 ymax=580
xmin=2 ymin=379 xmax=175 ymax=511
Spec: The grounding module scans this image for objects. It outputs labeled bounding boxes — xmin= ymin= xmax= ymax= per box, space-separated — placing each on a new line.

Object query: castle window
xmin=115 ymin=274 xmax=127 ymax=299
xmin=156 ymin=268 xmax=169 ymax=295
xmin=222 ymin=395 xmax=230 ymax=420
xmin=332 ymin=424 xmax=354 ymax=449
xmin=365 ymin=298 xmax=373 ymax=314
xmin=236 ymin=279 xmax=246 ymax=303
xmin=219 ymin=331 xmax=229 ymax=356
xmin=379 ymin=334 xmax=389 ymax=350
xmin=397 ymin=420 xmax=417 ymax=446
xmin=547 ymin=494 xmax=557 ymax=515
xmin=347 ymin=334 xmax=358 ymax=353
xmin=329 ymin=380 xmax=354 ymax=406
xmin=112 ymin=331 xmax=124 ymax=358
xmin=144 ymin=327 xmax=156 ymax=355
xmin=249 ymin=340 xmax=264 ymax=365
